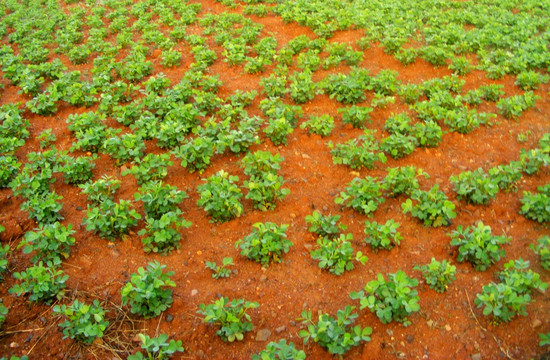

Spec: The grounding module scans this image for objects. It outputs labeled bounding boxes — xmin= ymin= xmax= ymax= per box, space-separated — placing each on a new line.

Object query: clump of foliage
xmin=205 ymin=257 xmax=234 ymax=279
xmin=414 ymin=258 xmax=456 ymax=293
xmin=449 ymin=222 xmax=510 ymax=271
xmin=243 ymin=172 xmax=290 ymax=211
xmin=531 ymin=236 xmax=550 ymax=270
xmin=128 ymin=333 xmax=184 ymax=360
xmin=402 ymin=185 xmax=456 ymax=227
xmin=475 ymin=259 xmax=547 ymax=324
xmin=363 ymin=219 xmax=402 ymax=252
xmin=53 ymin=299 xmax=109 ymax=344
xmin=335 ymin=177 xmax=385 ymax=216
xmin=382 ymin=166 xmax=429 ymax=197
xmin=138 ymin=211 xmax=192 ymax=255
xmin=450 ymin=168 xmax=500 ymax=205
xmin=198 ymin=297 xmax=259 ymax=342
xmin=121 ymin=262 xmax=175 ymax=319
xmin=520 ymin=184 xmax=550 ymax=223
xmin=18 ymin=222 xmax=75 ymax=265
xmin=252 ymin=339 xmax=306 ymax=360
xmin=298 ymin=306 xmax=372 ymax=355
xmin=134 ymin=181 xmax=187 ymax=220
xmin=350 ymin=271 xmax=420 ymax=326
xmin=197 ymin=170 xmax=243 ymax=222
xmin=305 ymin=210 xmax=346 ymax=239
xmin=300 ymin=114 xmax=334 ymax=137
xmin=9 ymin=262 xmax=68 ymax=304
xmin=311 ymin=233 xmax=368 ymax=275
xmin=329 ymin=131 xmax=386 ymax=170
xmin=236 ymin=222 xmax=292 ymax=266
xmin=79 ymin=176 xmax=121 ymax=204
xmin=83 ymin=199 xmax=141 ymax=240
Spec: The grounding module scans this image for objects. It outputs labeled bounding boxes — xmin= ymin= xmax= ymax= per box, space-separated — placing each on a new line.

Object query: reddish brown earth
xmin=0 ymin=1 xmax=549 ymax=359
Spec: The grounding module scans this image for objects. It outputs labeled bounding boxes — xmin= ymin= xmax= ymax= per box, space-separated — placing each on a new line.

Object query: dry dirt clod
xmin=255 ymin=329 xmax=271 ymax=342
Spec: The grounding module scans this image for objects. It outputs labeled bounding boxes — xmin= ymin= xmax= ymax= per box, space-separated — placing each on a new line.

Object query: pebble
xmin=259 ymin=275 xmax=267 ymax=282
xmin=532 ymin=319 xmax=542 ymax=328
xmin=275 ymin=326 xmax=286 ymax=334
xmin=76 ymin=206 xmax=83 ymax=211
xmin=290 ymin=213 xmax=296 ymax=218
xmin=289 ymin=320 xmax=296 ymax=326
xmin=471 ymin=353 xmax=481 ymax=360
xmin=255 ymin=329 xmax=271 ymax=342
xmin=132 ymin=334 xmax=141 ymax=342
xmin=165 ymin=314 xmax=174 ymax=322
xmin=302 ymin=153 xmax=311 ymax=159
xmin=445 ymin=324 xmax=451 ymax=331
xmin=406 ymin=334 xmax=414 ymax=344
xmin=427 ymin=320 xmax=435 ymax=328
xmin=9 ymin=342 xmax=18 ymax=348
xmin=195 ymin=350 xmax=206 ymax=359
xmin=191 ymin=289 xmax=198 ymax=296
xmin=304 ymin=243 xmax=313 ymax=251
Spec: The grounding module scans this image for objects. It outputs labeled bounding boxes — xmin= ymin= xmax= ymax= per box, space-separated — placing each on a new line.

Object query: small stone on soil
xmin=165 ymin=314 xmax=174 ymax=322
xmin=191 ymin=289 xmax=198 ymax=296
xmin=275 ymin=326 xmax=286 ymax=334
xmin=259 ymin=275 xmax=267 ymax=282
xmin=406 ymin=334 xmax=414 ymax=343
xmin=532 ymin=319 xmax=542 ymax=328
xmin=445 ymin=324 xmax=451 ymax=331
xmin=471 ymin=354 xmax=481 ymax=360
xmin=255 ymin=329 xmax=271 ymax=342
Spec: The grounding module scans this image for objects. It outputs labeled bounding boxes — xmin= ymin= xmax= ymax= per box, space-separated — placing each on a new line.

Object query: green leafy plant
xmin=363 ymin=219 xmax=402 ymax=252
xmin=59 ymin=155 xmax=96 ymax=185
xmin=515 ymin=71 xmax=549 ymax=91
xmin=0 ymin=241 xmax=9 ymax=282
xmin=197 ymin=297 xmax=259 ymax=342
xmin=338 ymin=106 xmax=372 ymax=129
xmin=449 ymin=222 xmax=510 ymax=271
xmin=496 ymin=92 xmax=539 ymax=120
xmin=300 ymin=114 xmax=334 ymax=137
xmin=474 ymin=282 xmax=531 ymax=324
xmin=450 ymin=168 xmax=500 ymax=205
xmin=121 ymin=262 xmax=175 ymax=319
xmin=488 ymin=161 xmax=523 ymax=192
xmin=197 ymin=170 xmax=243 ymax=222
xmin=19 ymin=222 xmax=75 ymax=265
xmin=205 ymin=257 xmax=233 ymax=279
xmin=402 ymin=185 xmax=456 ymax=227
xmin=21 ymin=191 xmax=64 ymax=225
xmin=413 ymin=121 xmax=443 ymax=148
xmin=335 ymin=177 xmax=385 ymax=216
xmin=298 ymin=306 xmax=372 ymax=355
xmin=79 ymin=176 xmax=121 ymax=204
xmin=531 ymin=236 xmax=550 ymax=270
xmin=350 ymin=271 xmax=420 ymax=326
xmin=38 ymin=129 xmax=56 ymax=149
xmin=305 ymin=211 xmax=346 ymax=239
xmin=449 ymin=57 xmax=471 ymax=75
xmin=240 ymin=151 xmax=283 ymax=177
xmin=134 ymin=181 xmax=187 ymax=220
xmin=323 ymin=68 xmax=370 ymax=104
xmin=244 ymin=172 xmax=290 ymax=211
xmin=382 ymin=166 xmax=429 ymax=197
xmin=0 ymin=299 xmax=7 ymax=328
xmin=139 ymin=211 xmax=192 ymax=255
xmin=128 ymin=333 xmax=184 ymax=360
xmin=520 ymin=184 xmax=550 ymax=223
xmin=380 ymin=133 xmax=417 ymax=159
xmin=53 ymin=299 xmax=109 ymax=344
xmin=172 ymin=137 xmax=215 ymax=173
xmin=252 ymin=339 xmax=305 ymax=360
xmin=9 ymin=262 xmax=68 ymax=304
xmin=328 ymin=132 xmax=386 ymax=170
xmin=520 ymin=148 xmax=549 ymax=175
xmin=414 ymin=258 xmax=456 ymax=293
xmin=498 ymin=259 xmax=548 ymax=296
xmin=289 ymin=70 xmax=319 ymax=104
xmin=0 ymin=155 xmax=21 ymax=188
xmin=384 ymin=113 xmax=412 ymax=135
xmin=122 ymin=153 xmax=173 ymax=185
xmin=540 ymin=333 xmax=550 ymax=346
xmin=310 ymin=234 xmax=368 ymax=275
xmin=83 ymin=199 xmax=141 ymax=241
xmin=236 ymin=222 xmax=292 ymax=266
